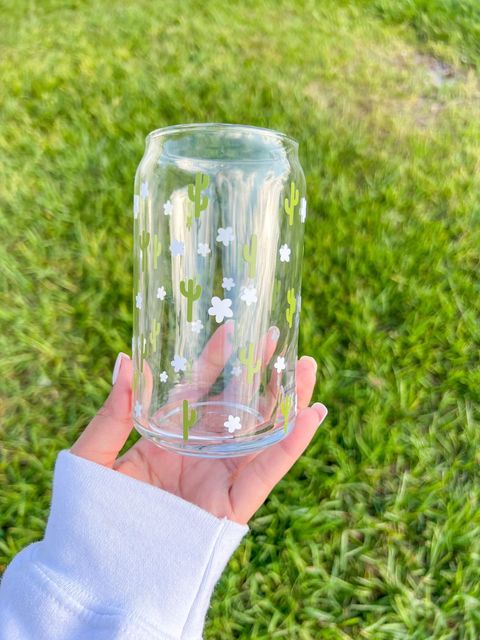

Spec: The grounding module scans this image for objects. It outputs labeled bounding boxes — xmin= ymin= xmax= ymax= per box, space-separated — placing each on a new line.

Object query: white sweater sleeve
xmin=0 ymin=450 xmax=249 ymax=640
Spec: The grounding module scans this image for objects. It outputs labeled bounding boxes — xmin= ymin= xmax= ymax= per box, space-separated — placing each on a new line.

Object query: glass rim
xmin=145 ymin=122 xmax=299 ymax=151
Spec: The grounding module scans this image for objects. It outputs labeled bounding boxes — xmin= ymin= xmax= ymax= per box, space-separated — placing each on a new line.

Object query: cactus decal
xmin=280 ymin=395 xmax=293 ymax=432
xmin=182 ymin=399 xmax=197 ymax=441
xmin=153 ymin=234 xmax=161 ymax=269
xmin=139 ymin=230 xmax=150 ymax=272
xmin=187 ymin=172 xmax=209 ymax=229
xmin=149 ymin=319 xmax=160 ymax=352
xmin=239 ymin=342 xmax=261 ymax=384
xmin=285 ymin=181 xmax=299 ymax=226
xmin=243 ymin=233 xmax=257 ymax=278
xmin=286 ymin=287 xmax=296 ymax=328
xmin=180 ymin=278 xmax=202 ymax=322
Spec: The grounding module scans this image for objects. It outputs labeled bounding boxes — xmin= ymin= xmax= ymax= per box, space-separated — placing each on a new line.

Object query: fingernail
xmin=269 ymin=326 xmax=280 ymax=342
xmin=301 ymin=355 xmax=317 ymax=373
xmin=112 ymin=352 xmax=129 ymax=385
xmin=312 ymin=402 xmax=328 ymax=424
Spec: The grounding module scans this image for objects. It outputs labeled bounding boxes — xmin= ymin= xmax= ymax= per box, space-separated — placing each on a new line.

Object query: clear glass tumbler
xmin=132 ymin=123 xmax=307 ymax=457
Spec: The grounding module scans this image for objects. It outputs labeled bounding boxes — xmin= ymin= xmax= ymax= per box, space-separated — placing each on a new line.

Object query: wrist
xmin=35 ymin=449 xmax=249 ymax=638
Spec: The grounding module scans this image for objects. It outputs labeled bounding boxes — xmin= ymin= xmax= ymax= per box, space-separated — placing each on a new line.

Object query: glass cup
xmin=132 ymin=123 xmax=307 ymax=457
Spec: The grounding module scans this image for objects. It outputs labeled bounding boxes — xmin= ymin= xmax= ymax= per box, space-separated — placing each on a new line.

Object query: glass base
xmin=134 ymin=401 xmax=294 ymax=458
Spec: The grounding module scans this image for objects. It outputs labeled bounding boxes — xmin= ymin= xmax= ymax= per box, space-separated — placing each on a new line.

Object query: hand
xmin=71 ymin=352 xmax=327 ymax=525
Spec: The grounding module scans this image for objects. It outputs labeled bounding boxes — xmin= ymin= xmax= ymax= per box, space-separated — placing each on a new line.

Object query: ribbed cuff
xmin=36 ymin=450 xmax=249 ymax=639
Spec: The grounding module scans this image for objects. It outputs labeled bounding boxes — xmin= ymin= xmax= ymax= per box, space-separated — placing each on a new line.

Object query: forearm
xmin=0 ymin=450 xmax=248 ymax=640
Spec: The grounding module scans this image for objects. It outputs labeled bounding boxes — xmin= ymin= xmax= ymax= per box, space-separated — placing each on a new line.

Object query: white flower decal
xmin=240 ymin=285 xmax=257 ymax=307
xmin=231 ymin=363 xmax=242 ymax=377
xmin=135 ymin=292 xmax=142 ymax=309
xmin=134 ymin=400 xmax=142 ymax=418
xmin=224 ymin=415 xmax=242 ymax=433
xmin=140 ymin=181 xmax=149 ymax=199
xmin=198 ymin=243 xmax=211 ymax=257
xmin=163 ymin=200 xmax=173 ymax=216
xmin=300 ymin=197 xmax=307 ymax=223
xmin=190 ymin=319 xmax=204 ymax=334
xmin=171 ymin=354 xmax=187 ymax=373
xmin=274 ymin=356 xmax=286 ymax=373
xmin=133 ymin=195 xmax=140 ymax=219
xmin=222 ymin=277 xmax=235 ymax=291
xmin=279 ymin=244 xmax=291 ymax=262
xmin=208 ymin=296 xmax=233 ymax=323
xmin=170 ymin=239 xmax=185 ymax=257
xmin=216 ymin=226 xmax=235 ymax=246
xmin=159 ymin=371 xmax=168 ymax=383
xmin=157 ymin=286 xmax=166 ymax=301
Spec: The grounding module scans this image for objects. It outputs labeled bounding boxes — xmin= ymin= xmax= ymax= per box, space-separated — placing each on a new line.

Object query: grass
xmin=0 ymin=0 xmax=479 ymax=637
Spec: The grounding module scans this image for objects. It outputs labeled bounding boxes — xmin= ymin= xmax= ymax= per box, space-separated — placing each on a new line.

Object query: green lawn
xmin=1 ymin=1 xmax=479 ymax=638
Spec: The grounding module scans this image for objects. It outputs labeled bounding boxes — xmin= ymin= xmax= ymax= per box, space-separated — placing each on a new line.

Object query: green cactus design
xmin=243 ymin=233 xmax=257 ymax=278
xmin=153 ymin=234 xmax=161 ymax=269
xmin=280 ymin=395 xmax=293 ymax=432
xmin=238 ymin=342 xmax=261 ymax=384
xmin=182 ymin=399 xmax=197 ymax=441
xmin=284 ymin=181 xmax=299 ymax=226
xmin=187 ymin=172 xmax=209 ymax=229
xmin=286 ymin=287 xmax=296 ymax=328
xmin=149 ymin=319 xmax=160 ymax=352
xmin=140 ymin=230 xmax=150 ymax=271
xmin=139 ymin=333 xmax=148 ymax=372
xmin=180 ymin=278 xmax=202 ymax=322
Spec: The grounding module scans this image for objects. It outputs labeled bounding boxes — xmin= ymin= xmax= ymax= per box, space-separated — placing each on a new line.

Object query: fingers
xmin=259 ymin=354 xmax=317 ymax=417
xmin=70 ymin=353 xmax=134 ymax=468
xmin=163 ymin=321 xmax=235 ymax=410
xmin=296 ymin=356 xmax=318 ymax=410
xmin=149 ymin=322 xmax=235 ymax=423
xmin=190 ymin=320 xmax=235 ymax=394
xmin=229 ymin=402 xmax=328 ymax=524
xmin=219 ymin=325 xmax=280 ymax=403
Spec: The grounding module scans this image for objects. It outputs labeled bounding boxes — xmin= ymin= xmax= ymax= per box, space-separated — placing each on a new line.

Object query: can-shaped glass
xmin=132 ymin=123 xmax=307 ymax=457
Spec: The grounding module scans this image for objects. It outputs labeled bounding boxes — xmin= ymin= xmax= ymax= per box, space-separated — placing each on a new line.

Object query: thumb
xmin=71 ymin=353 xmax=134 ymax=467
